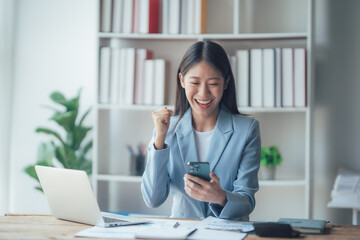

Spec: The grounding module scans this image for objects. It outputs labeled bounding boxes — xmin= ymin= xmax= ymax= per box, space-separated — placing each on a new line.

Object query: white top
xmin=193 ymin=129 xmax=214 ymax=162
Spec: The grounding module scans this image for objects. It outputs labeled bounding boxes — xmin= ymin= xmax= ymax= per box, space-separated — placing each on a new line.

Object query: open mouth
xmin=195 ymin=99 xmax=213 ymax=109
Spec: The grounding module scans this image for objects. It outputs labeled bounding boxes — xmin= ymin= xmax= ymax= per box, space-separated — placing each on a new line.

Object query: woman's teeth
xmin=196 ymin=99 xmax=211 ymax=105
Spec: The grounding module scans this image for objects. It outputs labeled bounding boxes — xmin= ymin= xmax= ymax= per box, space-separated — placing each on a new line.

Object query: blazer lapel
xmin=175 ymin=108 xmax=199 ymax=169
xmin=206 ymin=107 xmax=233 ymax=171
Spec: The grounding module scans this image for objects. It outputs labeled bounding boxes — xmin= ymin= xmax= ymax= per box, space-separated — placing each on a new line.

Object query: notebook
xmin=277 ymin=218 xmax=327 ymax=234
xmin=35 ymin=165 xmax=148 ymax=227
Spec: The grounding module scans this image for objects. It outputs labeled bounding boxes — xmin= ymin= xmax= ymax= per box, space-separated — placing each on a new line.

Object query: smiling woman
xmin=141 ymin=41 xmax=261 ymax=221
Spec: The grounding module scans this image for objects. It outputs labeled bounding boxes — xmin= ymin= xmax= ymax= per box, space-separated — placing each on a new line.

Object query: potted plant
xmin=24 ymin=90 xmax=92 ymax=191
xmin=259 ymin=145 xmax=283 ymax=180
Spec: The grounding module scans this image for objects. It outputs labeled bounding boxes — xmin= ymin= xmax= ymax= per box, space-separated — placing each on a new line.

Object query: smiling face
xmin=179 ymin=61 xmax=228 ymax=125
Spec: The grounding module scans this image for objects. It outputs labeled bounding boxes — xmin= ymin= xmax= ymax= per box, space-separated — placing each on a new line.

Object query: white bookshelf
xmin=93 ymin=0 xmax=313 ymax=220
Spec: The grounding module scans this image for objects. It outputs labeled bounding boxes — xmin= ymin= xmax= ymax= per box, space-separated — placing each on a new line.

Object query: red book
xmin=148 ymin=0 xmax=160 ymax=33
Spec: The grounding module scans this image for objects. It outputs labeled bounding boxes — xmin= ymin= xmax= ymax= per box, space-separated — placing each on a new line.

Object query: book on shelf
xmin=122 ymin=0 xmax=133 ymax=33
xmin=124 ymin=48 xmax=136 ymax=105
xmin=236 ymin=49 xmax=249 ymax=107
xmin=110 ymin=47 xmax=121 ymax=104
xmin=187 ymin=0 xmax=195 ymax=34
xmin=229 ymin=55 xmax=237 ymax=81
xmin=275 ymin=48 xmax=282 ymax=107
xmin=282 ymin=48 xmax=294 ymax=107
xmin=263 ymin=48 xmax=276 ymax=107
xmin=118 ymin=48 xmax=128 ymax=104
xmin=100 ymin=0 xmax=112 ymax=32
xmin=277 ymin=218 xmax=327 ymax=234
xmin=168 ymin=0 xmax=181 ymax=34
xmin=99 ymin=47 xmax=111 ymax=103
xmin=250 ymin=49 xmax=263 ymax=107
xmin=143 ymin=59 xmax=155 ymax=105
xmin=153 ymin=59 xmax=166 ymax=105
xmin=294 ymin=48 xmax=307 ymax=107
xmin=195 ymin=0 xmax=207 ymax=34
xmin=134 ymin=49 xmax=153 ymax=105
xmin=162 ymin=0 xmax=169 ymax=34
xmin=148 ymin=0 xmax=160 ymax=33
xmin=112 ymin=0 xmax=123 ymax=33
xmin=180 ymin=0 xmax=189 ymax=34
xmin=132 ymin=0 xmax=140 ymax=33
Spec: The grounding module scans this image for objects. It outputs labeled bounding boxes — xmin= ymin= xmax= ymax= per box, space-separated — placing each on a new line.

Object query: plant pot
xmin=259 ymin=166 xmax=276 ymax=180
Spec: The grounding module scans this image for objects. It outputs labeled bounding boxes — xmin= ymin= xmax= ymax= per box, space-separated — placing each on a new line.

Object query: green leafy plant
xmin=24 ymin=90 xmax=92 ymax=191
xmin=260 ymin=146 xmax=283 ymax=167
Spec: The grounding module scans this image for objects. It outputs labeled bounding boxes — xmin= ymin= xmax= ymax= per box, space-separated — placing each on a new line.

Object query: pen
xmin=173 ymin=221 xmax=180 ymax=228
xmin=187 ymin=228 xmax=198 ymax=237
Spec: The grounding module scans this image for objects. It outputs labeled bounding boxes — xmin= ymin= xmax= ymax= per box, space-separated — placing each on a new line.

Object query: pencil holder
xmin=130 ymin=155 xmax=145 ymax=176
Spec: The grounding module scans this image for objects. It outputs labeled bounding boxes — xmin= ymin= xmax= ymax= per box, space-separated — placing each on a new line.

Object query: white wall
xmin=8 ymin=0 xmax=96 ymax=213
xmin=312 ymin=0 xmax=360 ymax=224
xmin=0 ymin=0 xmax=15 ymax=215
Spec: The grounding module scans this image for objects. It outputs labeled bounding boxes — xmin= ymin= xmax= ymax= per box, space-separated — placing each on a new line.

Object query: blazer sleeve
xmin=209 ymin=119 xmax=261 ymax=220
xmin=141 ymin=131 xmax=171 ymax=208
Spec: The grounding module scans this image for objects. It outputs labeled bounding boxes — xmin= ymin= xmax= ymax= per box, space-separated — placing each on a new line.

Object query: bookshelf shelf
xmin=98 ymin=32 xmax=307 ymax=41
xmin=96 ymin=104 xmax=308 ymax=113
xmin=259 ymin=180 xmax=306 ymax=187
xmin=93 ymin=0 xmax=313 ymax=221
xmin=96 ymin=174 xmax=306 ymax=187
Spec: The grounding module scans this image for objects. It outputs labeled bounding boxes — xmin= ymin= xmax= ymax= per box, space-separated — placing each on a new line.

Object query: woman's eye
xmin=191 ymin=82 xmax=199 ymax=85
xmin=209 ymin=83 xmax=219 ymax=86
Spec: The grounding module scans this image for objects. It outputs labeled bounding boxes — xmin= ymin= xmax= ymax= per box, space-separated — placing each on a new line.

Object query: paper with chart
xmin=199 ymin=216 xmax=254 ymax=232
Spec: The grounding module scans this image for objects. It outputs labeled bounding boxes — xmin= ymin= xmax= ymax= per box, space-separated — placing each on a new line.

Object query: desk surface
xmin=1 ymin=214 xmax=360 ymax=240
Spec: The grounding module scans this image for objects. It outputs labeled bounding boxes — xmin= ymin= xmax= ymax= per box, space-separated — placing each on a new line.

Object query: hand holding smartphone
xmin=186 ymin=162 xmax=211 ymax=181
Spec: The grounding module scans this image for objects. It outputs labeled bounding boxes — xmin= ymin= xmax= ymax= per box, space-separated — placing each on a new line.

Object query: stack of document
xmin=328 ymin=168 xmax=360 ymax=207
xmin=75 ymin=217 xmax=248 ymax=240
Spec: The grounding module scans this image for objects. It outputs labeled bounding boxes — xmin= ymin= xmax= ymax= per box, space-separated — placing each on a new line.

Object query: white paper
xmin=199 ymin=216 xmax=254 ymax=232
xmin=75 ymin=226 xmax=136 ymax=239
xmin=135 ymin=226 xmax=197 ymax=239
xmin=189 ymin=228 xmax=246 ymax=240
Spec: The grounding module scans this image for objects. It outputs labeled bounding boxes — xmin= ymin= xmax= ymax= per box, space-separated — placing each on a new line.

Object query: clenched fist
xmin=152 ymin=107 xmax=173 ymax=149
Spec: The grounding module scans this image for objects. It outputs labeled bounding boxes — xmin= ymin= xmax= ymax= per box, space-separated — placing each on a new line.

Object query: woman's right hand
xmin=152 ymin=107 xmax=173 ymax=149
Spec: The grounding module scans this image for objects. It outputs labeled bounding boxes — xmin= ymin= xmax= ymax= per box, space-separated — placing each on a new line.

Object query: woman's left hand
xmin=183 ymin=172 xmax=227 ymax=206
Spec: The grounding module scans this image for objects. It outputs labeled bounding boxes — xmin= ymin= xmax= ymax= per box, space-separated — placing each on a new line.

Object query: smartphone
xmin=186 ymin=162 xmax=211 ymax=181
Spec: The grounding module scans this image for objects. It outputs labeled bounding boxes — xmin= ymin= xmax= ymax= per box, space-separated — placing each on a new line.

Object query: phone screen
xmin=186 ymin=162 xmax=210 ymax=181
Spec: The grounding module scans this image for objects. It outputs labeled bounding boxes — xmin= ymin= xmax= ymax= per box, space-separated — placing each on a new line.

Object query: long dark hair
xmin=174 ymin=41 xmax=240 ymax=122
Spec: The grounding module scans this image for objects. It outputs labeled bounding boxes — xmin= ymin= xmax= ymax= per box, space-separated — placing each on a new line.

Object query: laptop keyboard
xmin=103 ymin=216 xmax=127 ymax=223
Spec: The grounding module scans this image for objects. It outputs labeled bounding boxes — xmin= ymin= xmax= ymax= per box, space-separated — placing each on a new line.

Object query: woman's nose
xmin=198 ymin=83 xmax=210 ymax=97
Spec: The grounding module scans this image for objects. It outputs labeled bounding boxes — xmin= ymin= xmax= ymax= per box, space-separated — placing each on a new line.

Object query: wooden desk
xmin=1 ymin=214 xmax=360 ymax=240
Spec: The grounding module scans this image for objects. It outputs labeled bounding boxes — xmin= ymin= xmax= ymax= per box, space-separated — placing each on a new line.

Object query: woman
xmin=141 ymin=41 xmax=261 ymax=220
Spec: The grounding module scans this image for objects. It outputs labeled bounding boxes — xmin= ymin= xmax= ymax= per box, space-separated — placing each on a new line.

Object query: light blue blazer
xmin=141 ymin=106 xmax=261 ymax=220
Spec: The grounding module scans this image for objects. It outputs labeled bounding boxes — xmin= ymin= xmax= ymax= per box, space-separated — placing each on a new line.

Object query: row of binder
xmin=230 ymin=47 xmax=307 ymax=108
xmin=99 ymin=47 xmax=166 ymax=105
xmin=100 ymin=0 xmax=207 ymax=34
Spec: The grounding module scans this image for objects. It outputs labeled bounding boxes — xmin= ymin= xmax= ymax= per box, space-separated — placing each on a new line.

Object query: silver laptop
xmin=35 ymin=165 xmax=148 ymax=227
